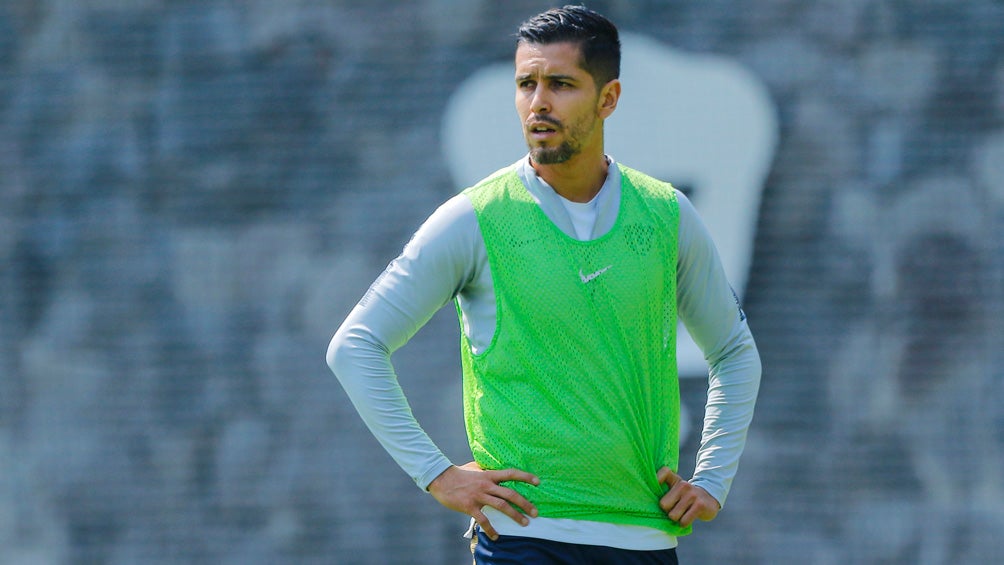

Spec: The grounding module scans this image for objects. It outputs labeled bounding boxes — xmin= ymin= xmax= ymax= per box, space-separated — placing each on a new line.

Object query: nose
xmin=530 ymin=85 xmax=551 ymax=114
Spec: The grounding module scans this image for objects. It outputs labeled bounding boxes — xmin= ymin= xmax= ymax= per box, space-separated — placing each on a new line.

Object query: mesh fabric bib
xmin=457 ymin=165 xmax=688 ymax=536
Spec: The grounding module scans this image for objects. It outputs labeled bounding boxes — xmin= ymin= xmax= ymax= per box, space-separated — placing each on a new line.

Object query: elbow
xmin=326 ymin=325 xmax=357 ymax=382
xmin=708 ymin=338 xmax=762 ymax=393
xmin=750 ymin=340 xmax=763 ymax=381
xmin=736 ymin=340 xmax=763 ymax=390
xmin=325 ymin=323 xmax=390 ymax=383
xmin=708 ymin=335 xmax=758 ymax=371
xmin=748 ymin=352 xmax=763 ymax=400
xmin=326 ymin=329 xmax=344 ymax=378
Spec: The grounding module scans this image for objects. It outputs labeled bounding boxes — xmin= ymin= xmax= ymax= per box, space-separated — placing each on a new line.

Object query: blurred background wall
xmin=1 ymin=1 xmax=1002 ymax=563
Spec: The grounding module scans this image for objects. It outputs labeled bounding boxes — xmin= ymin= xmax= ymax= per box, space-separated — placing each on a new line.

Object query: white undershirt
xmin=559 ymin=191 xmax=600 ymax=240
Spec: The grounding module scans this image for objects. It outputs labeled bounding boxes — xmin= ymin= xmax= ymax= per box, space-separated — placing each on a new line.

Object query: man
xmin=327 ymin=5 xmax=761 ymax=563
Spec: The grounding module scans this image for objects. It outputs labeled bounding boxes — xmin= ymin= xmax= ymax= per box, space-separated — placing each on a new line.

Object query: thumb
xmin=657 ymin=466 xmax=682 ymax=487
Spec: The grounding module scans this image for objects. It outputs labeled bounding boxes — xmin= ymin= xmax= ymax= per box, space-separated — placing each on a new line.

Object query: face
xmin=514 ymin=41 xmax=618 ymax=165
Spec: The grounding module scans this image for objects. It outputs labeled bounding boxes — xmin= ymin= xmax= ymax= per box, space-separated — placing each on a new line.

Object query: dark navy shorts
xmin=472 ymin=528 xmax=679 ymax=565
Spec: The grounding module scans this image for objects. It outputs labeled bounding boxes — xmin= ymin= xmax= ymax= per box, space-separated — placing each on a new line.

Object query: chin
xmin=530 ymin=145 xmax=576 ymax=165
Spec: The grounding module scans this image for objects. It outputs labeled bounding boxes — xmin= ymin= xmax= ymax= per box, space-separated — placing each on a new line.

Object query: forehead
xmin=514 ymin=41 xmax=586 ymax=76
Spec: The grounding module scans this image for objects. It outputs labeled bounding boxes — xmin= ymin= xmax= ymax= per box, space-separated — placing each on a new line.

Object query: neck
xmin=531 ymin=151 xmax=610 ymax=203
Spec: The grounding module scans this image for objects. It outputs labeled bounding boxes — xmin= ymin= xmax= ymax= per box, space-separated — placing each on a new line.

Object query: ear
xmin=597 ymin=79 xmax=621 ymax=119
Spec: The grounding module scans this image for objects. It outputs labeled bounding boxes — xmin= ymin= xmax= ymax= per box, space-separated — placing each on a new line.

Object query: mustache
xmin=526 ymin=115 xmax=562 ymax=129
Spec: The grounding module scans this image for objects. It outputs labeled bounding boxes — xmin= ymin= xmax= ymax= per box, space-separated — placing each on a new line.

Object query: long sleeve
xmin=674 ymin=192 xmax=762 ymax=507
xmin=327 ymin=164 xmax=760 ymax=506
xmin=326 ymin=193 xmax=484 ymax=490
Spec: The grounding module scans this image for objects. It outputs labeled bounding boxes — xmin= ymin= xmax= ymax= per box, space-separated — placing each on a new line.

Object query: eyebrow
xmin=515 ymin=73 xmax=579 ymax=83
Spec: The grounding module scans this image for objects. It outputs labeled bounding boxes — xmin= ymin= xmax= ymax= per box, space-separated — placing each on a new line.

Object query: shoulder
xmin=613 ymin=163 xmax=705 ymax=248
xmin=674 ymin=189 xmax=719 ymax=270
xmin=393 ymin=192 xmax=485 ymax=292
xmin=414 ymin=192 xmax=479 ymax=244
xmin=675 ymin=190 xmax=701 ymax=225
xmin=462 ymin=165 xmax=526 ymax=208
xmin=616 ymin=164 xmax=679 ymax=202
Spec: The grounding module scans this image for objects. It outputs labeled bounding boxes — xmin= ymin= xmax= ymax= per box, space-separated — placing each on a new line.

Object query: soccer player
xmin=327 ymin=5 xmax=761 ymax=563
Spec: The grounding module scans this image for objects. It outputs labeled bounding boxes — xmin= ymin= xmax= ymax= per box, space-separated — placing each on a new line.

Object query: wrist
xmin=421 ymin=460 xmax=456 ymax=492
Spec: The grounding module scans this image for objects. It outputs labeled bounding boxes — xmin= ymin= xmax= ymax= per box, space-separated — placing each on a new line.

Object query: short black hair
xmin=516 ymin=5 xmax=621 ymax=88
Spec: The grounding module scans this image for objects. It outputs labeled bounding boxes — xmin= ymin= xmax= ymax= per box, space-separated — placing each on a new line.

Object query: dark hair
xmin=516 ymin=5 xmax=621 ymax=88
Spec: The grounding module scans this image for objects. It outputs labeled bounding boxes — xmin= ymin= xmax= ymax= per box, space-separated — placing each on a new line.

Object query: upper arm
xmin=330 ymin=194 xmax=481 ymax=359
xmin=675 ymin=191 xmax=750 ymax=366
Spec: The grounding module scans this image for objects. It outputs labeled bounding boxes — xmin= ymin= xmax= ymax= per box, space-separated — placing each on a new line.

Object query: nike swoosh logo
xmin=579 ymin=265 xmax=613 ymax=284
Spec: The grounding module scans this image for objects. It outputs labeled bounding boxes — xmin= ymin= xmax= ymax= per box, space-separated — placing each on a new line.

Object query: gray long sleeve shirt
xmin=327 ymin=156 xmax=761 ymax=549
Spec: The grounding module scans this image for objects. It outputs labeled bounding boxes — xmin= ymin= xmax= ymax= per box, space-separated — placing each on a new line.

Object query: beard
xmin=524 ymin=112 xmax=595 ymax=165
xmin=529 ymin=140 xmax=579 ymax=164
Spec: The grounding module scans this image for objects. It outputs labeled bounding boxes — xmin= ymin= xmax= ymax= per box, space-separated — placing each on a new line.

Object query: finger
xmin=489 ymin=468 xmax=541 ymax=487
xmin=659 ymin=482 xmax=684 ymax=513
xmin=657 ymin=466 xmax=681 ymax=487
xmin=472 ymin=510 xmax=499 ymax=541
xmin=665 ymin=483 xmax=697 ymax=522
xmin=677 ymin=508 xmax=696 ymax=527
xmin=485 ymin=492 xmax=532 ymax=526
xmin=666 ymin=495 xmax=689 ymax=523
xmin=489 ymin=484 xmax=538 ymax=518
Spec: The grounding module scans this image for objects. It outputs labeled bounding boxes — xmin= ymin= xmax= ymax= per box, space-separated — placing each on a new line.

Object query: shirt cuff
xmin=689 ymin=477 xmax=726 ymax=509
xmin=417 ymin=457 xmax=455 ymax=492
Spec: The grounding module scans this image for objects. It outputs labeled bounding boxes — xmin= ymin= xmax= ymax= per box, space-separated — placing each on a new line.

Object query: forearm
xmin=327 ymin=322 xmax=454 ymax=489
xmin=689 ymin=333 xmax=761 ymax=506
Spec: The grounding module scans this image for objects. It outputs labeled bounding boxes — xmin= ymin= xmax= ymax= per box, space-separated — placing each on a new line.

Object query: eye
xmin=518 ymin=79 xmax=536 ymax=90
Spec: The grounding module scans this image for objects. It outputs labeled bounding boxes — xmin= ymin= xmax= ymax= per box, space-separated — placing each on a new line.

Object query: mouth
xmin=527 ymin=121 xmax=560 ymax=140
